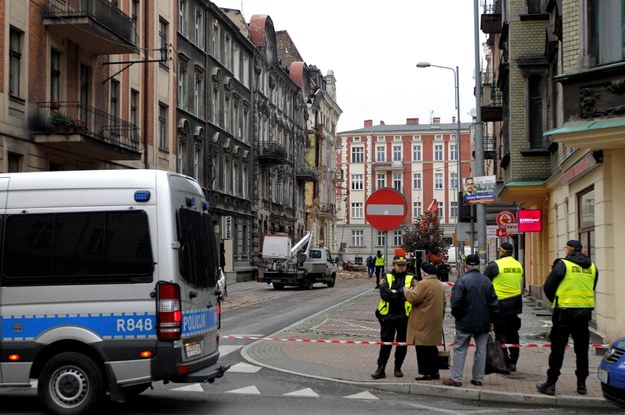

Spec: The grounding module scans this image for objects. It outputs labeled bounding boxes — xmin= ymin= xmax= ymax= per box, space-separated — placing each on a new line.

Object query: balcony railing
xmin=44 ymin=0 xmax=136 ymax=54
xmin=257 ymin=141 xmax=289 ymax=165
xmin=34 ymin=101 xmax=141 ymax=160
xmin=296 ymin=163 xmax=319 ymax=182
xmin=481 ymin=0 xmax=502 ymax=34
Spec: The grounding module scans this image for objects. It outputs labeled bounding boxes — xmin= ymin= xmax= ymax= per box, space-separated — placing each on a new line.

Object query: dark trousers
xmin=415 ymin=345 xmax=439 ymax=376
xmin=377 ymin=317 xmax=407 ymax=367
xmin=546 ymin=308 xmax=591 ymax=384
xmin=494 ymin=314 xmax=521 ymax=365
xmin=375 ymin=266 xmax=384 ymax=286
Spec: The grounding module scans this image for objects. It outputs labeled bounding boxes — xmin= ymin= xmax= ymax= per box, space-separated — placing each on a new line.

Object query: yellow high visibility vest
xmin=377 ymin=273 xmax=414 ymax=316
xmin=492 ymin=256 xmax=523 ymax=300
xmin=374 ymin=255 xmax=385 ymax=266
xmin=554 ymin=259 xmax=596 ymax=308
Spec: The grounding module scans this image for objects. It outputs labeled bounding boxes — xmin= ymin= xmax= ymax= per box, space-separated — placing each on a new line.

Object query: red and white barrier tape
xmin=219 ymin=335 xmax=609 ymax=349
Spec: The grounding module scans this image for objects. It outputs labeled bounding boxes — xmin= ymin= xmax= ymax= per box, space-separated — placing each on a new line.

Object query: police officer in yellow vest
xmin=374 ymin=250 xmax=385 ymax=288
xmin=371 ymin=255 xmax=415 ymax=379
xmin=537 ymin=240 xmax=598 ymax=397
xmin=484 ymin=241 xmax=523 ymax=373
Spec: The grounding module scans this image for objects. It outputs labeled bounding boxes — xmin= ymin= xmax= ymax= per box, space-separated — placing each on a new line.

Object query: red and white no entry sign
xmin=365 ymin=188 xmax=407 ymax=231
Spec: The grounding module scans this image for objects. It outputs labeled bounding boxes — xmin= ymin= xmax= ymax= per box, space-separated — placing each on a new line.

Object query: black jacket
xmin=450 ymin=269 xmax=500 ymax=333
xmin=379 ymin=270 xmax=411 ymax=319
xmin=543 ymin=251 xmax=598 ymax=307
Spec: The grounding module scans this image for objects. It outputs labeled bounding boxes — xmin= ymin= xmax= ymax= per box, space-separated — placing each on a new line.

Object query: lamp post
xmin=416 ymin=62 xmax=463 ymax=238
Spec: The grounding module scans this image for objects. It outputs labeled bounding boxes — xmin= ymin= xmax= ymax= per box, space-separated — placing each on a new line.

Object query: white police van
xmin=0 ymin=169 xmax=229 ymax=414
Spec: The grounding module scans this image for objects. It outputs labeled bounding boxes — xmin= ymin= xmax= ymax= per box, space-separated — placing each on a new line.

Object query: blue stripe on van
xmin=1 ymin=309 xmax=217 ymax=341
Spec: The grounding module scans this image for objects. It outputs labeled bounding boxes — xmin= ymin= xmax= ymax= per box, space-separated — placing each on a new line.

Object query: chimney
xmin=452 ymin=116 xmax=456 ymax=123
xmin=406 ymin=118 xmax=419 ymax=125
xmin=380 ymin=120 xmax=385 ymax=125
xmin=364 ymin=119 xmax=373 ymax=128
xmin=433 ymin=117 xmax=441 ymax=124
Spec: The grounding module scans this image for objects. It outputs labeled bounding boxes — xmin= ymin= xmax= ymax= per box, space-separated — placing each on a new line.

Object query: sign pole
xmin=384 ymin=231 xmax=389 ymax=275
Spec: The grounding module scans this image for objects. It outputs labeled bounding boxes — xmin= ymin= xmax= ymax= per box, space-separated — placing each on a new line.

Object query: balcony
xmin=481 ymin=85 xmax=503 ymax=122
xmin=474 ymin=136 xmax=497 ymax=159
xmin=33 ymin=101 xmax=141 ymax=160
xmin=332 ymin=169 xmax=344 ymax=182
xmin=373 ymin=160 xmax=404 ymax=172
xmin=257 ymin=141 xmax=289 ymax=165
xmin=43 ymin=0 xmax=137 ymax=55
xmin=296 ymin=163 xmax=319 ymax=182
xmin=318 ymin=203 xmax=335 ymax=217
xmin=481 ymin=0 xmax=502 ymax=34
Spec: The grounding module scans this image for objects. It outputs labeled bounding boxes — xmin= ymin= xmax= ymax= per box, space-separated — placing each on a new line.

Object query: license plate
xmin=185 ymin=341 xmax=202 ymax=358
xmin=598 ymin=368 xmax=609 ymax=384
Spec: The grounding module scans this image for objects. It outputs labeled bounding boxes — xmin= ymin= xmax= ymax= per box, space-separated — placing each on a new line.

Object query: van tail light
xmin=157 ymin=282 xmax=182 ymax=340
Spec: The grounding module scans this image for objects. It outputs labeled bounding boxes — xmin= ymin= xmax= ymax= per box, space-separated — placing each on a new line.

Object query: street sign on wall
xmin=365 ymin=188 xmax=407 ymax=231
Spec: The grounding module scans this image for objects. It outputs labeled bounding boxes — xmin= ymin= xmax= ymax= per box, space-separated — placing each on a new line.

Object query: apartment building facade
xmin=481 ymin=0 xmax=625 ymax=341
xmin=335 ymin=118 xmax=471 ymax=265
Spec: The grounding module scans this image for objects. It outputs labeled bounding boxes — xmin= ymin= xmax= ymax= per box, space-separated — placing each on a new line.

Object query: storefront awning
xmin=544 ymin=118 xmax=625 ymax=149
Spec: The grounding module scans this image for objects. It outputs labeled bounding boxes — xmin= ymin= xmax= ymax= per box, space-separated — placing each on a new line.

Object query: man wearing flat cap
xmin=484 ymin=242 xmax=524 ymax=372
xmin=537 ymin=240 xmax=598 ymax=397
xmin=371 ymin=255 xmax=415 ymax=380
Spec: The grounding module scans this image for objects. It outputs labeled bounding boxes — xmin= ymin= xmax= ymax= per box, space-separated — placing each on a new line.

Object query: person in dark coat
xmin=371 ymin=255 xmax=415 ymax=380
xmin=443 ymin=254 xmax=499 ymax=387
xmin=537 ymin=240 xmax=598 ymax=396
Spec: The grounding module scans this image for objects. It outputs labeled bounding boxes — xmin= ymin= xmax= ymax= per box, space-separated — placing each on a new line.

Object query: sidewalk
xmin=230 ymin=273 xmax=615 ymax=409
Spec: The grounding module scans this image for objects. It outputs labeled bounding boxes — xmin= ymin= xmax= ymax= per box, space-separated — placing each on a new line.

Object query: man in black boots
xmin=537 ymin=240 xmax=598 ymax=396
xmin=371 ymin=255 xmax=415 ymax=379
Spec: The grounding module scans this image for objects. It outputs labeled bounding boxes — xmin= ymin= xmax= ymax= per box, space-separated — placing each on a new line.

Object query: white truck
xmin=258 ymin=233 xmax=337 ymax=290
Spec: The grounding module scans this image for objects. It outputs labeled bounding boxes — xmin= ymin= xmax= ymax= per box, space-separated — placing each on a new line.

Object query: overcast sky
xmin=215 ymin=0 xmax=483 ymax=133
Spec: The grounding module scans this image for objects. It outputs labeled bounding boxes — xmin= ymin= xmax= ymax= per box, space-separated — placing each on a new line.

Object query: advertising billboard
xmin=518 ymin=209 xmax=542 ymax=232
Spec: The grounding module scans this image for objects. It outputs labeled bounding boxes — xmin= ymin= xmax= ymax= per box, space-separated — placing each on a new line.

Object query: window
xmin=392 ymin=173 xmax=401 ymax=192
xmin=376 ymin=145 xmax=386 ymax=162
xmin=351 ymin=147 xmax=364 ymax=163
xmin=377 ymin=231 xmax=386 ymax=246
xmin=527 ymin=0 xmax=544 ymax=13
xmin=413 ymin=201 xmax=422 ymax=217
xmin=178 ymin=0 xmax=187 ymax=36
xmin=131 ymin=0 xmax=139 ymax=45
xmin=177 ymin=137 xmax=186 ymax=174
xmin=589 ymin=0 xmax=625 ymax=65
xmin=50 ymin=50 xmax=60 ymax=103
xmin=177 ymin=58 xmax=187 ymax=108
xmin=8 ymin=152 xmax=22 ymax=172
xmin=158 ymin=103 xmax=168 ymax=150
xmin=130 ymin=89 xmax=139 ymax=127
xmin=412 ymin=144 xmax=422 ymax=161
xmin=110 ymin=79 xmax=119 ymax=128
xmin=213 ymin=21 xmax=221 ymax=61
xmin=578 ymin=187 xmax=595 ymax=260
xmin=233 ymin=44 xmax=240 ymax=79
xmin=224 ymin=35 xmax=231 ymax=69
xmin=351 ymin=230 xmax=364 ymax=247
xmin=194 ymin=8 xmax=204 ymax=49
xmin=377 ymin=174 xmax=386 ymax=189
xmin=393 ymin=231 xmax=402 ymax=246
xmin=194 ymin=70 xmax=203 ymax=117
xmin=2 ymin=211 xmax=154 ymax=286
xmin=413 ymin=172 xmax=422 ymax=189
xmin=450 ymin=143 xmax=457 ymax=161
xmin=392 ymin=145 xmax=402 ymax=161
xmin=434 ymin=144 xmax=443 ymax=161
xmin=450 ymin=172 xmax=458 ymax=189
xmin=438 ymin=202 xmax=444 ymax=218
xmin=9 ymin=28 xmax=22 ymax=97
xmin=159 ymin=19 xmax=169 ymax=64
xmin=528 ymin=74 xmax=544 ymax=149
xmin=351 ymin=174 xmax=363 ymax=190
xmin=80 ymin=65 xmax=91 ymax=122
xmin=351 ymin=202 xmax=363 ymax=219
xmin=435 ymin=172 xmax=443 ymax=189
xmin=450 ymin=201 xmax=458 ymax=218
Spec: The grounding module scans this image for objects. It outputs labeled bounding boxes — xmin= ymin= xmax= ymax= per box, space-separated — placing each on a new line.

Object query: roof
xmin=338 ymin=122 xmax=472 ymax=135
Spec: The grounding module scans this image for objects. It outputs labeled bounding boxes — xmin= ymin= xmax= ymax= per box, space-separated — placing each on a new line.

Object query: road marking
xmin=229 ymin=362 xmax=262 ymax=373
xmin=344 ymin=391 xmax=379 ymax=400
xmin=220 ymin=345 xmax=243 ymax=357
xmin=171 ymin=384 xmax=204 ymax=392
xmin=283 ymin=388 xmax=319 ymax=397
xmin=226 ymin=385 xmax=261 ymax=395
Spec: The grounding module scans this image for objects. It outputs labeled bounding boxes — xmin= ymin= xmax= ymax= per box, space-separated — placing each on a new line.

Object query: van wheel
xmin=273 ymin=283 xmax=284 ymax=290
xmin=327 ymin=275 xmax=336 ymax=288
xmin=305 ymin=276 xmax=314 ymax=290
xmin=38 ymin=352 xmax=105 ymax=415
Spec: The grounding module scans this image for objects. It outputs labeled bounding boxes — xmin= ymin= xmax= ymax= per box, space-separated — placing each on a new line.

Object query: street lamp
xmin=416 ymin=62 xmax=462 ymax=215
xmin=417 ymin=62 xmax=464 ymax=265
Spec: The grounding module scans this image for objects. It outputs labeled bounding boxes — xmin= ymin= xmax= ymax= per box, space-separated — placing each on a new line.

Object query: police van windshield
xmin=176 ymin=209 xmax=219 ymax=288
